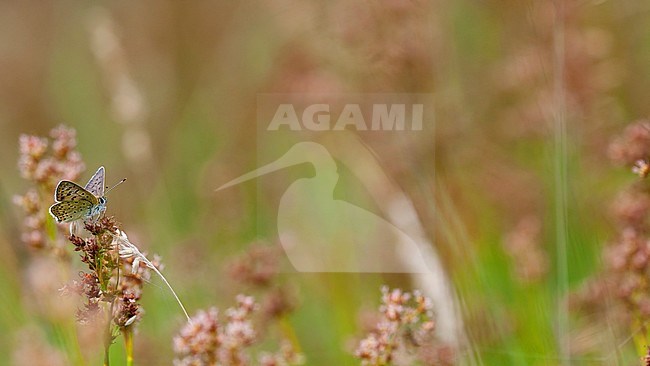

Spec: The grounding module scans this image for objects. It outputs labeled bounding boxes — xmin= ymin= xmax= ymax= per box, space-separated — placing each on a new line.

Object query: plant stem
xmin=104 ymin=299 xmax=116 ymax=366
xmin=123 ymin=328 xmax=134 ymax=366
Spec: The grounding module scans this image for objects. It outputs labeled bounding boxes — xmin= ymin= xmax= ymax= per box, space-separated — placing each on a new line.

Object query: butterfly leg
xmin=89 ymin=212 xmax=102 ymax=223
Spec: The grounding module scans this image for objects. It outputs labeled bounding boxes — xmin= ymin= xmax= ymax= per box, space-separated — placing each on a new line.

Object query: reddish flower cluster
xmin=59 ymin=216 xmax=152 ymax=332
xmin=601 ymin=122 xmax=650 ymax=319
xmin=228 ymin=244 xmax=280 ymax=287
xmin=62 ymin=217 xmax=120 ymax=323
xmin=608 ymin=120 xmax=650 ymax=167
xmin=354 ymin=286 xmax=453 ymax=366
xmin=173 ymin=307 xmax=221 ymax=365
xmin=114 ymin=293 xmax=139 ymax=328
xmin=13 ymin=190 xmax=47 ymax=250
xmin=173 ymin=295 xmax=303 ymax=366
xmin=62 ymin=271 xmax=102 ymax=323
xmin=220 ymin=295 xmax=257 ymax=363
xmin=14 ymin=125 xmax=85 ymax=254
xmin=502 ymin=215 xmax=548 ymax=284
xmin=18 ymin=125 xmax=84 ymax=186
xmin=572 ymin=120 xmax=650 ymax=357
xmin=227 ymin=243 xmax=297 ymax=323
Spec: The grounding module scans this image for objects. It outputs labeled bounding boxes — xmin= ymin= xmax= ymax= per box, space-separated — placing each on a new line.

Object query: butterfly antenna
xmin=105 ymin=178 xmax=127 ymax=195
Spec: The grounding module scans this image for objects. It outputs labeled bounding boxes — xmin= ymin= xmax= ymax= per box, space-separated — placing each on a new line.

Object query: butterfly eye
xmin=99 ymin=197 xmax=107 ymax=205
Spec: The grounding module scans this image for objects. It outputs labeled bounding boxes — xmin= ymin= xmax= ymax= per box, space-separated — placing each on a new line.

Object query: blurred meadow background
xmin=3 ymin=1 xmax=650 ymax=365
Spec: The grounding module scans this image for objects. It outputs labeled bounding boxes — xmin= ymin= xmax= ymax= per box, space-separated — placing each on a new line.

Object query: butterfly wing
xmin=85 ymin=166 xmax=105 ymax=197
xmin=49 ymin=200 xmax=94 ymax=223
xmin=55 ymin=181 xmax=98 ymax=204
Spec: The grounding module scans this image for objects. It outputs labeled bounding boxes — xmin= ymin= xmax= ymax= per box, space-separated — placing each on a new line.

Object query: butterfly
xmin=49 ymin=166 xmax=125 ymax=223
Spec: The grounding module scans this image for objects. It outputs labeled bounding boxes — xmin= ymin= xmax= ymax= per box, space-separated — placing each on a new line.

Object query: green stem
xmin=104 ymin=297 xmax=117 ymax=366
xmin=123 ymin=328 xmax=134 ymax=366
xmin=103 ymin=313 xmax=112 ymax=366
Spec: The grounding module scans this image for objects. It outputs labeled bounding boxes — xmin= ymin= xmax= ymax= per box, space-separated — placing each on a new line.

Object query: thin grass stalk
xmin=552 ymin=0 xmax=569 ymax=363
xmin=123 ymin=328 xmax=134 ymax=366
xmin=104 ymin=298 xmax=116 ymax=366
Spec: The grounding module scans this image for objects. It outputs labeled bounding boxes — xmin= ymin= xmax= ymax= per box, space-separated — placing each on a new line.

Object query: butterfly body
xmin=49 ymin=166 xmax=108 ymax=223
